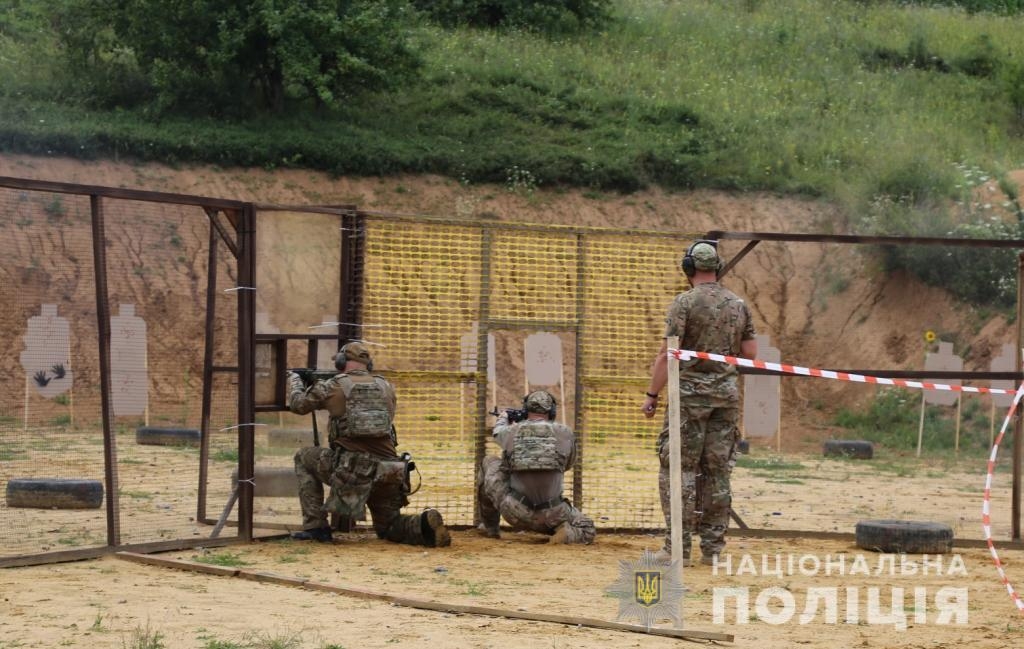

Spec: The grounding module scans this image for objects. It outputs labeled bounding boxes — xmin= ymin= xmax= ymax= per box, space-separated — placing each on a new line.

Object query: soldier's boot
xmin=549 ymin=523 xmax=570 ymax=544
xmin=476 ymin=523 xmax=500 ymax=539
xmin=291 ymin=526 xmax=333 ymax=542
xmin=654 ymin=548 xmax=692 ymax=567
xmin=421 ymin=508 xmax=451 ymax=547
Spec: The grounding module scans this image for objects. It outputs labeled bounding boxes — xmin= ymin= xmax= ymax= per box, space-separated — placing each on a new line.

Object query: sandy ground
xmin=2 ymin=443 xmax=1023 ymax=648
xmin=1 ymin=530 xmax=1022 ymax=649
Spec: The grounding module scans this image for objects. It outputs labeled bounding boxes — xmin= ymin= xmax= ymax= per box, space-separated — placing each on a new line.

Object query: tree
xmin=58 ymin=0 xmax=421 ymax=114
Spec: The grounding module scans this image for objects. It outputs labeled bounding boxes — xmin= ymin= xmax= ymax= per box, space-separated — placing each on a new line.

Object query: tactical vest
xmin=509 ymin=421 xmax=565 ymax=472
xmin=329 ymin=374 xmax=392 ymax=440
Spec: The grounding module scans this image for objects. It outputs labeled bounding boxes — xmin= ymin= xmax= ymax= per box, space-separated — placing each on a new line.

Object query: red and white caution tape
xmin=667 ymin=348 xmax=1016 ymax=395
xmin=983 ymin=383 xmax=1024 ymax=614
xmin=668 ymin=347 xmax=1024 ymax=615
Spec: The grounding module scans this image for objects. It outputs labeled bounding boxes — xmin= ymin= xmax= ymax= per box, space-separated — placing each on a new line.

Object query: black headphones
xmin=523 ymin=392 xmax=557 ymax=421
xmin=681 ymin=239 xmax=722 ymax=277
xmin=335 ymin=342 xmax=373 ymax=372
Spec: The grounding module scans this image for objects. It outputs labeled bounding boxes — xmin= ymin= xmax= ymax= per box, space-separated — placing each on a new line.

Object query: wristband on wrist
xmin=645 ymin=391 xmax=659 ymax=399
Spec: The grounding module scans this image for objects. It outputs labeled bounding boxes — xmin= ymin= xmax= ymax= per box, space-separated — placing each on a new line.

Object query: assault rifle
xmin=289 ymin=368 xmax=339 ymax=447
xmin=290 ymin=368 xmax=339 ymax=386
xmin=489 ymin=406 xmax=529 ymax=424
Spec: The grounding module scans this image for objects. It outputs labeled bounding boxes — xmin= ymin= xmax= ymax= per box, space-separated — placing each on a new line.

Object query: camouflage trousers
xmin=294 ymin=446 xmax=432 ymax=546
xmin=477 ymin=456 xmax=596 ymax=544
xmin=658 ymin=405 xmax=739 ymax=558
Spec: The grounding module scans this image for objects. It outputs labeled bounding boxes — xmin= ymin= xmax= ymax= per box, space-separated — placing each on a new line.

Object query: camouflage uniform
xmin=288 ymin=343 xmax=449 ymax=547
xmin=477 ymin=391 xmax=596 ymax=544
xmin=658 ymin=244 xmax=755 ymax=560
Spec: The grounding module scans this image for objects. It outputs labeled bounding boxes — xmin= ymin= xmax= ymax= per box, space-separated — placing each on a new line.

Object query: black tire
xmin=6 ymin=478 xmax=104 ymax=509
xmin=136 ymin=426 xmax=201 ymax=447
xmin=855 ymin=519 xmax=954 ymax=554
xmin=824 ymin=439 xmax=873 ymax=459
xmin=231 ymin=467 xmax=298 ymax=498
xmin=736 ymin=439 xmax=750 ymax=454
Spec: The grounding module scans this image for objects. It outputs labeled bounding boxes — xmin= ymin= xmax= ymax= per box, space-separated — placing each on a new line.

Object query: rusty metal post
xmin=91 ymin=195 xmax=121 ymax=547
xmin=473 ymin=226 xmax=494 ymax=526
xmin=197 ymin=219 xmax=220 ymax=523
xmin=573 ymin=233 xmax=585 ymax=509
xmin=236 ymin=204 xmax=257 ymax=541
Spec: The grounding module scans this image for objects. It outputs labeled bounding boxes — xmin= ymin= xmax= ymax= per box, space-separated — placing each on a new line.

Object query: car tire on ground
xmin=823 ymin=439 xmax=873 ymax=459
xmin=855 ymin=519 xmax=954 ymax=554
xmin=6 ymin=478 xmax=104 ymax=509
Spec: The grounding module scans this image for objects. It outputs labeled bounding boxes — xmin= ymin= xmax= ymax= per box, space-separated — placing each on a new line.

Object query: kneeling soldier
xmin=477 ymin=390 xmax=595 ymax=544
xmin=287 ymin=342 xmax=450 ymax=547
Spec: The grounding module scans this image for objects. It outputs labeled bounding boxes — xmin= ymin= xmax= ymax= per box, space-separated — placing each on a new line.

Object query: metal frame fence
xmin=4 ymin=176 xmax=1024 ymax=568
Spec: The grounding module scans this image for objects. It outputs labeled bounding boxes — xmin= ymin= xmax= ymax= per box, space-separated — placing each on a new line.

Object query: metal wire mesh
xmin=0 ymin=185 xmax=243 ymax=564
xmin=0 ymin=189 xmax=107 ymax=556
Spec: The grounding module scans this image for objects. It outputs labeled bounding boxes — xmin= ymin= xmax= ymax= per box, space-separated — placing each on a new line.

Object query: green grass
xmin=1 ymin=0 xmax=1024 ymax=220
xmin=834 ymin=386 xmax=998 ymax=455
xmin=201 ymin=633 xmax=304 ymax=649
xmin=0 ymin=442 xmax=26 ymax=461
xmin=736 ymin=456 xmax=805 ymax=472
xmin=124 ymin=623 xmax=165 ymax=649
xmin=212 ymin=448 xmax=239 ymax=463
xmin=194 ymin=551 xmax=250 ymax=567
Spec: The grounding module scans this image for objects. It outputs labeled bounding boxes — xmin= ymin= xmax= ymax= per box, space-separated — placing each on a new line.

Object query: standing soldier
xmin=642 ymin=241 xmax=757 ymax=566
xmin=287 ymin=341 xmax=450 ymax=547
xmin=477 ymin=390 xmax=595 ymax=544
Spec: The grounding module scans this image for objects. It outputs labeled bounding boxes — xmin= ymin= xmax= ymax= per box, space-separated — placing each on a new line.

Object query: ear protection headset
xmin=335 ymin=342 xmax=374 ymax=372
xmin=681 ymin=239 xmax=722 ymax=277
xmin=523 ymin=393 xmax=557 ymax=421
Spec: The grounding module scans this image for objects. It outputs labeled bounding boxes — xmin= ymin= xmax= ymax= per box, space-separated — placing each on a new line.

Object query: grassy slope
xmin=0 ymin=0 xmax=1022 ymax=213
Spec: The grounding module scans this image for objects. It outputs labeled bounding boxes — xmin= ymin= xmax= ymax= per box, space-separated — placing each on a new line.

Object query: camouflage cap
xmin=690 ymin=242 xmax=721 ymax=271
xmin=338 ymin=341 xmax=372 ymax=367
xmin=524 ymin=390 xmax=556 ymax=414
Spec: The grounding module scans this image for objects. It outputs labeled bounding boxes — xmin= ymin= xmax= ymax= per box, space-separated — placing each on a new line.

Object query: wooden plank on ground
xmin=115 ymin=552 xmax=733 ymax=643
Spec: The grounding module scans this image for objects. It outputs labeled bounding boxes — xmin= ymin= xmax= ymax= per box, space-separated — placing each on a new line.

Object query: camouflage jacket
xmin=665 ymin=281 xmax=756 ymax=407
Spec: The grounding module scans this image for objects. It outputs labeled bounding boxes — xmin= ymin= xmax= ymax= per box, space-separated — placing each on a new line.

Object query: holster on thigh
xmin=325 ymin=453 xmax=377 ymax=519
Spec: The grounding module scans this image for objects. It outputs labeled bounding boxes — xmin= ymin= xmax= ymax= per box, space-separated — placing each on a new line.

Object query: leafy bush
xmin=412 ymin=0 xmax=612 ymax=33
xmin=56 ymin=0 xmax=421 ymax=115
xmin=857 ymin=159 xmax=1022 ymax=310
xmin=1002 ymin=60 xmax=1024 ymax=125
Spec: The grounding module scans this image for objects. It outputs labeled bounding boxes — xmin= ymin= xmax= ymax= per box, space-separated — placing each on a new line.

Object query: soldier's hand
xmin=287 ymin=371 xmax=305 ymax=393
xmin=642 ymin=395 xmax=658 ymax=418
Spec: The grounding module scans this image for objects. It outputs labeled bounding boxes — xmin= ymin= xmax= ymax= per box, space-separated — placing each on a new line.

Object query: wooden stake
xmin=991 ymin=400 xmax=996 ymax=448
xmin=559 ymin=357 xmax=567 ymax=426
xmin=459 ymin=382 xmax=465 ymax=444
xmin=144 ymin=340 xmax=150 ymax=427
xmin=917 ymin=392 xmax=926 ymax=458
xmin=666 ymin=335 xmax=684 ymax=627
xmin=23 ymin=372 xmax=29 ymax=431
xmin=954 ymin=393 xmax=962 ymax=455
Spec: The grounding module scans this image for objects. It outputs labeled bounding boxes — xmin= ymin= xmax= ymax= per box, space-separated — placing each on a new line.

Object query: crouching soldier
xmin=477 ymin=390 xmax=595 ymax=544
xmin=287 ymin=341 xmax=450 ymax=547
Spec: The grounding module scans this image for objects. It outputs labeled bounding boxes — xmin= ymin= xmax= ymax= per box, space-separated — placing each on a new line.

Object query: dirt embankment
xmin=0 ymin=153 xmax=1016 ymax=447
